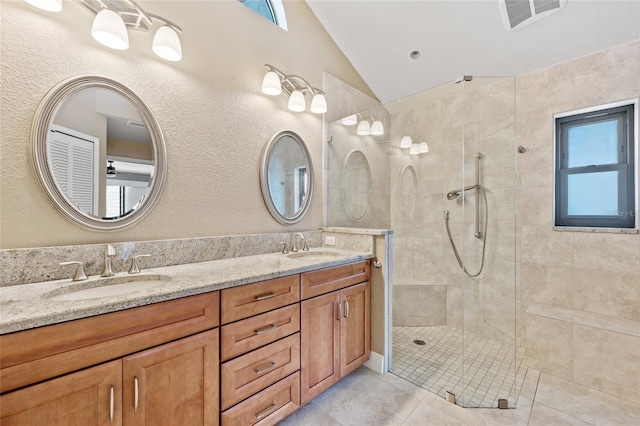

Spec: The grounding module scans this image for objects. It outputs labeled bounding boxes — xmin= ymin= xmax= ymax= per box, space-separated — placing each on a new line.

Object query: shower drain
xmin=413 ymin=339 xmax=426 ymax=346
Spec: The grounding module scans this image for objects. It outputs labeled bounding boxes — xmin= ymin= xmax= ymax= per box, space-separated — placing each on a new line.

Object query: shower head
xmin=446 ymin=184 xmax=479 ymax=200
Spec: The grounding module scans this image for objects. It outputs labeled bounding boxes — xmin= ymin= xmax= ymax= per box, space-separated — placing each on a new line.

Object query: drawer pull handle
xmin=109 ymin=385 xmax=114 ymax=423
xmin=255 ymin=292 xmax=278 ymax=301
xmin=255 ymin=324 xmax=277 ymax=335
xmin=344 ymin=300 xmax=350 ymax=319
xmin=255 ymin=403 xmax=278 ymax=420
xmin=254 ymin=361 xmax=278 ymax=375
xmin=134 ymin=377 xmax=139 ymax=412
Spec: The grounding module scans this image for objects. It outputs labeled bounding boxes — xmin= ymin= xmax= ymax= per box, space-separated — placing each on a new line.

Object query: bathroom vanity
xmin=0 ymin=251 xmax=371 ymax=426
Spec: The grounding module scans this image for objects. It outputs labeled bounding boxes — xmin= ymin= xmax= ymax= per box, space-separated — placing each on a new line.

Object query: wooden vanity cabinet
xmin=300 ymin=261 xmax=370 ymax=404
xmin=0 ymin=359 xmax=123 ymax=425
xmin=0 ymin=292 xmax=220 ymax=426
xmin=219 ymin=276 xmax=302 ymax=426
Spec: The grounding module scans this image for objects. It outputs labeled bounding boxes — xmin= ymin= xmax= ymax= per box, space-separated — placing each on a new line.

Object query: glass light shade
xmin=153 ymin=26 xmax=182 ymax=62
xmin=288 ymin=90 xmax=306 ymax=112
xmin=262 ymin=71 xmax=281 ymax=96
xmin=91 ymin=9 xmax=129 ymax=50
xmin=400 ymin=136 xmax=412 ymax=148
xmin=420 ymin=142 xmax=429 ymax=153
xmin=371 ymin=120 xmax=384 ymax=136
xmin=409 ymin=143 xmax=421 ymax=155
xmin=310 ymin=93 xmax=327 ymax=114
xmin=342 ymin=114 xmax=357 ymax=126
xmin=24 ymin=0 xmax=62 ymax=12
xmin=356 ymin=120 xmax=371 ymax=136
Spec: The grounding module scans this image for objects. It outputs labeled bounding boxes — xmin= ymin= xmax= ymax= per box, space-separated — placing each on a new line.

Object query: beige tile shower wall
xmin=517 ymin=40 xmax=640 ymax=404
xmin=0 ymin=1 xmax=373 ymax=250
xmin=390 ymin=79 xmax=516 ymax=336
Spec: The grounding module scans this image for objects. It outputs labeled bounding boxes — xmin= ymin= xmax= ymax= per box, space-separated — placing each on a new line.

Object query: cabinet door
xmin=0 ymin=359 xmax=122 ymax=425
xmin=340 ymin=281 xmax=371 ymax=377
xmin=123 ymin=329 xmax=219 ymax=426
xmin=300 ymin=291 xmax=341 ymax=404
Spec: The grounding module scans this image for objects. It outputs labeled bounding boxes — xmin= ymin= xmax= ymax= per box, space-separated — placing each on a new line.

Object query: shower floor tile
xmin=391 ymin=325 xmax=527 ymax=408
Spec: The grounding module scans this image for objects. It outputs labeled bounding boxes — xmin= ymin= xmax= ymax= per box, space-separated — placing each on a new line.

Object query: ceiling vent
xmin=499 ymin=0 xmax=567 ymax=31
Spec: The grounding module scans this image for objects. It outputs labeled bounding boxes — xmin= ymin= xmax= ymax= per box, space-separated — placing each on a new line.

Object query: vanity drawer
xmin=301 ymin=260 xmax=370 ymax=299
xmin=221 ymin=275 xmax=300 ymax=324
xmin=221 ymin=333 xmax=300 ymax=410
xmin=221 ymin=304 xmax=300 ymax=362
xmin=221 ymin=372 xmax=300 ymax=426
xmin=0 ymin=291 xmax=219 ymax=394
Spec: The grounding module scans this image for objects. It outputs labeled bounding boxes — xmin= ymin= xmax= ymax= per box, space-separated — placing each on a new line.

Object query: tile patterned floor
xmin=279 ymin=366 xmax=640 ymax=425
xmin=391 ymin=326 xmax=527 ymax=408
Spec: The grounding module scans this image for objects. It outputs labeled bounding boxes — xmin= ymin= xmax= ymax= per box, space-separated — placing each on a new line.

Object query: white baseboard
xmin=364 ymin=351 xmax=385 ymax=374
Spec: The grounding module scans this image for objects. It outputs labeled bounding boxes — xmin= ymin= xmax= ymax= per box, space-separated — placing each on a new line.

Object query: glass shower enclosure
xmin=326 ymin=76 xmax=523 ymax=408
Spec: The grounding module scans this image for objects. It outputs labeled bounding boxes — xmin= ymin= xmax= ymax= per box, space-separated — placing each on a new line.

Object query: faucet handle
xmin=59 ymin=261 xmax=88 ymax=281
xmin=129 ymin=254 xmax=151 ymax=274
xmin=302 ymin=240 xmax=313 ymax=251
xmin=279 ymin=242 xmax=289 ymax=254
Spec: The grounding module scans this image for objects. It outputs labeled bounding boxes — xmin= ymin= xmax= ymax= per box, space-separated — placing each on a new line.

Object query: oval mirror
xmin=29 ymin=75 xmax=167 ymax=231
xmin=341 ymin=150 xmax=371 ymax=221
xmin=399 ymin=165 xmax=417 ymax=218
xmin=260 ymin=130 xmax=314 ymax=225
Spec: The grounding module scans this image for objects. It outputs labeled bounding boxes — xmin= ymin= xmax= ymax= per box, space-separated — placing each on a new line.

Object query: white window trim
xmin=271 ymin=0 xmax=288 ymax=31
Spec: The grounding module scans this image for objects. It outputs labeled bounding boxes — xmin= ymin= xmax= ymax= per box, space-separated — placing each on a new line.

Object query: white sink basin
xmin=287 ymin=250 xmax=341 ymax=259
xmin=46 ymin=274 xmax=171 ymax=301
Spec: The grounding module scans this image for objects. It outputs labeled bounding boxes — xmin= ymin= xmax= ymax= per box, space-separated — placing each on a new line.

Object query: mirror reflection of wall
xmin=49 ymin=87 xmax=154 ymax=220
xmin=267 ymin=135 xmax=309 ymax=217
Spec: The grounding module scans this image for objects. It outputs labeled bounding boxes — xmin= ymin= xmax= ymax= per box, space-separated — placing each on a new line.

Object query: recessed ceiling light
xmin=409 ymin=49 xmax=422 ymax=60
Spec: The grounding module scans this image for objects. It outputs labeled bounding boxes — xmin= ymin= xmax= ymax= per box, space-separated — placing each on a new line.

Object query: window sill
xmin=553 ymin=226 xmax=639 ymax=234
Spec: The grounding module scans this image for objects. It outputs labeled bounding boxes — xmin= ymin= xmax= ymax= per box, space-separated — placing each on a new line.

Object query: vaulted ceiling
xmin=306 ymin=0 xmax=640 ymax=104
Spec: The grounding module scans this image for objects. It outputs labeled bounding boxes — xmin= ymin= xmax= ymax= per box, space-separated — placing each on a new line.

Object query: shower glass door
xmin=326 ymin=76 xmax=522 ymax=409
xmin=455 ymin=76 xmax=520 ymax=408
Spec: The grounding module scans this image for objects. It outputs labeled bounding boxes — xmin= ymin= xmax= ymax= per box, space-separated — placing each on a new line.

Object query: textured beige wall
xmin=0 ymin=0 xmax=374 ymax=249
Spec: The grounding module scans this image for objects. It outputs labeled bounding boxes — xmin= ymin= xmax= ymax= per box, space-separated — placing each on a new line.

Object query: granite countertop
xmin=0 ymin=248 xmax=373 ymax=335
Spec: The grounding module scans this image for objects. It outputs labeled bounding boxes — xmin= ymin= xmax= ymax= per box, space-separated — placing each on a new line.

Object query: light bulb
xmin=92 ymin=9 xmax=129 ymax=50
xmin=342 ymin=114 xmax=357 ymax=126
xmin=400 ymin=136 xmax=412 ymax=148
xmin=357 ymin=120 xmax=371 ymax=136
xmin=310 ymin=93 xmax=327 ymax=114
xmin=24 ymin=0 xmax=62 ymax=12
xmin=410 ymin=143 xmax=421 ymax=155
xmin=371 ymin=120 xmax=384 ymax=136
xmin=420 ymin=142 xmax=429 ymax=153
xmin=153 ymin=26 xmax=182 ymax=62
xmin=288 ymin=90 xmax=306 ymax=112
xmin=262 ymin=71 xmax=281 ymax=95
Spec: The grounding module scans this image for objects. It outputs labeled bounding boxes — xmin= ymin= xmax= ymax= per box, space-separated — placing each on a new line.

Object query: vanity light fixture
xmin=24 ymin=0 xmax=183 ymax=61
xmin=402 ymin=136 xmax=429 ymax=155
xmin=261 ymin=64 xmax=327 ymax=114
xmin=342 ymin=114 xmax=357 ymax=126
xmin=356 ymin=120 xmax=371 ymax=136
xmin=400 ymin=135 xmax=413 ymax=148
xmin=371 ymin=120 xmax=384 ymax=136
xmin=92 ymin=9 xmax=129 ymax=50
xmin=24 ymin=0 xmax=62 ymax=12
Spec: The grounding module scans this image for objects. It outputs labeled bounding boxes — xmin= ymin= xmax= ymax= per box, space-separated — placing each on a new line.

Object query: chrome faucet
xmin=290 ymin=233 xmax=308 ymax=252
xmin=101 ymin=244 xmax=116 ymax=277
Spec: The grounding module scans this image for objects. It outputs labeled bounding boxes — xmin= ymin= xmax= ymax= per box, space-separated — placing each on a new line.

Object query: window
xmin=239 ymin=0 xmax=288 ymax=30
xmin=554 ymin=101 xmax=637 ymax=229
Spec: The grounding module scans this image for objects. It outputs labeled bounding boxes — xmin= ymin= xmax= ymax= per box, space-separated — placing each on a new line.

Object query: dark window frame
xmin=554 ymin=102 xmax=636 ymax=229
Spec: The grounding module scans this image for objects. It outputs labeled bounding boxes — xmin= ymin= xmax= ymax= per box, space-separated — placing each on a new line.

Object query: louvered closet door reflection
xmin=48 ymin=126 xmax=98 ymax=216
